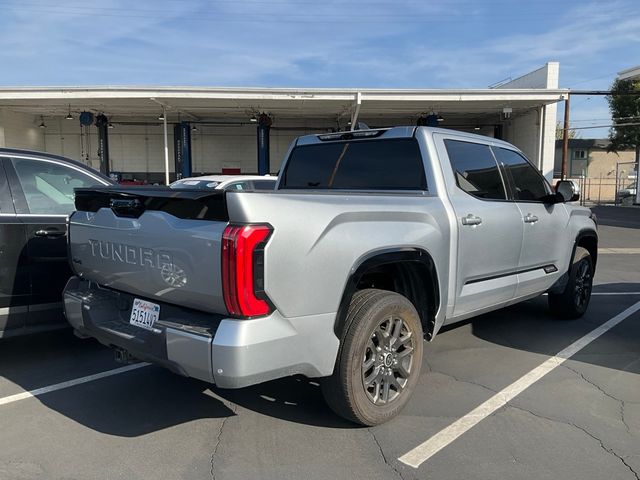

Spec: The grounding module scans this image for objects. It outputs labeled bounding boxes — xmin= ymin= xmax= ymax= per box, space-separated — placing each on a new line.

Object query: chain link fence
xmin=564 ymin=161 xmax=637 ymax=206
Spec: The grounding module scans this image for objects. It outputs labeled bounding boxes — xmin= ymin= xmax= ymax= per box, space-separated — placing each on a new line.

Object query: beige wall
xmin=587 ymin=149 xmax=636 ymax=178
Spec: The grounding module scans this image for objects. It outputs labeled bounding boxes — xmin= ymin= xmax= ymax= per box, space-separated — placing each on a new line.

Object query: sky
xmin=0 ymin=0 xmax=638 ymax=137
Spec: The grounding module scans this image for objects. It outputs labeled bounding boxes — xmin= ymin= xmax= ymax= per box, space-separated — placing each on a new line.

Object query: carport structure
xmin=0 ymin=63 xmax=566 ymax=183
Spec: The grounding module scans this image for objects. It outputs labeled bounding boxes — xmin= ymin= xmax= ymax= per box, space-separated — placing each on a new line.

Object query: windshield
xmin=170 ymin=179 xmax=220 ymax=189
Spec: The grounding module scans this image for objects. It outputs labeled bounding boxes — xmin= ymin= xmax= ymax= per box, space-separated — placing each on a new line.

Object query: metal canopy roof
xmin=0 ymin=86 xmax=568 ymax=121
xmin=618 ymin=66 xmax=640 ymax=81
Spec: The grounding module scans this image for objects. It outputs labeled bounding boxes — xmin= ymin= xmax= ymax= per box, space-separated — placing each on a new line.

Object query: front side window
xmin=281 ymin=138 xmax=426 ymax=190
xmin=444 ymin=139 xmax=506 ymax=200
xmin=11 ymin=158 xmax=101 ymax=215
xmin=492 ymin=147 xmax=552 ymax=202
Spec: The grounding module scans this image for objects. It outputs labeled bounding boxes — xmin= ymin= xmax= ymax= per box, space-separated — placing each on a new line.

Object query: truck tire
xmin=322 ymin=289 xmax=423 ymax=426
xmin=548 ymin=247 xmax=594 ymax=319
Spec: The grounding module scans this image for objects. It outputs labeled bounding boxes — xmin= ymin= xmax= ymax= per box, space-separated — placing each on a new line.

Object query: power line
xmin=571 ymin=116 xmax=640 ymax=123
xmin=568 ymin=122 xmax=640 ymax=130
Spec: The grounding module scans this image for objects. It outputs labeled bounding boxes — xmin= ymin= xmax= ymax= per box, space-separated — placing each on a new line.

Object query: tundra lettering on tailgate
xmin=88 ymin=239 xmax=173 ymax=270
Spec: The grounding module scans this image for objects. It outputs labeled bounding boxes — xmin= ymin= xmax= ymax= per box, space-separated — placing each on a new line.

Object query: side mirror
xmin=555 ymin=180 xmax=580 ymax=203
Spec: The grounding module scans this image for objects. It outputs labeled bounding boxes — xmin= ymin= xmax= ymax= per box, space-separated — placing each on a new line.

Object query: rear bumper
xmin=63 ymin=277 xmax=339 ymax=388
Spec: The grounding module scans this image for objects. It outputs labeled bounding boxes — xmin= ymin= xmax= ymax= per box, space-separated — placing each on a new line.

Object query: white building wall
xmin=503 ymin=109 xmax=540 ymax=164
xmin=0 ymin=109 xmax=44 ymax=150
xmin=192 ymin=125 xmax=255 ymax=174
xmin=41 ymin=119 xmax=308 ymax=177
xmin=43 ymin=118 xmax=174 ymax=176
xmin=192 ymin=125 xmax=316 ymax=174
xmin=498 ymin=62 xmax=559 ymax=180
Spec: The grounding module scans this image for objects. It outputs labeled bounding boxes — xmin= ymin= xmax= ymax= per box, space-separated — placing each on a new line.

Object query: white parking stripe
xmin=592 ymin=292 xmax=640 ymax=295
xmin=598 ymin=248 xmax=640 ymax=254
xmin=399 ymin=300 xmax=640 ymax=469
xmin=0 ymin=363 xmax=150 ymax=407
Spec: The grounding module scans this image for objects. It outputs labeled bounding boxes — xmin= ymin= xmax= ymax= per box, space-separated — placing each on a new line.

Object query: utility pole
xmin=162 ymin=107 xmax=169 ymax=185
xmin=561 ymin=94 xmax=570 ymax=180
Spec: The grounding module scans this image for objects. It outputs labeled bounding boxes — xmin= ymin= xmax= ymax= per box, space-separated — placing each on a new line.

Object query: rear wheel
xmin=322 ymin=289 xmax=423 ymax=426
xmin=548 ymin=246 xmax=594 ymax=319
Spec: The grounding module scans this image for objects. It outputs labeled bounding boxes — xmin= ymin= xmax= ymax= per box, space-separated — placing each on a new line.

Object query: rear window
xmin=281 ymin=138 xmax=426 ymax=190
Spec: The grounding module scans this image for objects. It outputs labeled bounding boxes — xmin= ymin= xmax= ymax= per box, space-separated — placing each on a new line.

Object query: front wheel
xmin=548 ymin=247 xmax=594 ymax=319
xmin=322 ymin=289 xmax=423 ymax=426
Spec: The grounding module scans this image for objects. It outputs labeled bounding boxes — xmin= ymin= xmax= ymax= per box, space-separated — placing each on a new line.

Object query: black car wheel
xmin=548 ymin=247 xmax=594 ymax=319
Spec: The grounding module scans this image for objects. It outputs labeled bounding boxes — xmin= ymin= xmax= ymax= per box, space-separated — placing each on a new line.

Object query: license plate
xmin=129 ymin=298 xmax=160 ymax=330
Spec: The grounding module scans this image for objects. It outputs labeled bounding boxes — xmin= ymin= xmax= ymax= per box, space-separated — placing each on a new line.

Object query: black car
xmin=0 ymin=148 xmax=112 ymax=337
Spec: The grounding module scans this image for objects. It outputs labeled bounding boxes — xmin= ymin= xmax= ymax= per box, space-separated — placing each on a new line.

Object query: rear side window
xmin=281 ymin=139 xmax=426 ymax=190
xmin=444 ymin=139 xmax=506 ymax=200
xmin=252 ymin=180 xmax=277 ymax=190
xmin=492 ymin=147 xmax=551 ymax=202
xmin=225 ymin=182 xmax=247 ymax=191
xmin=11 ymin=157 xmax=101 ymax=214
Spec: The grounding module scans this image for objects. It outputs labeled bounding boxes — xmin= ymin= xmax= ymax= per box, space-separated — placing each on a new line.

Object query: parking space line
xmin=398 ymin=300 xmax=640 ymax=469
xmin=0 ymin=363 xmax=149 ymax=407
xmin=598 ymin=248 xmax=640 ymax=255
xmin=592 ymin=292 xmax=640 ymax=295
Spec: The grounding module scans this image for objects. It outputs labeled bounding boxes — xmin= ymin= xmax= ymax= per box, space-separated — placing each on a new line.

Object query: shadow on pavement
xmin=2 ymin=282 xmax=637 ymax=436
xmin=591 ymin=206 xmax=640 ymax=229
xmin=212 ymin=376 xmax=357 ymax=429
xmin=465 ymin=282 xmax=640 ymax=375
xmin=0 ymin=328 xmax=354 ymax=435
xmin=0 ymin=330 xmax=235 ymax=436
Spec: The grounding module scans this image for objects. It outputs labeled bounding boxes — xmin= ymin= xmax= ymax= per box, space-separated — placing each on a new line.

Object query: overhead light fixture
xmin=39 ymin=116 xmax=46 ymax=128
xmin=191 ymin=125 xmax=198 ymax=132
xmin=108 ymin=122 xmax=114 ymax=129
xmin=249 ymin=115 xmax=257 ymax=123
xmin=474 ymin=125 xmax=481 ymax=131
xmin=158 ymin=112 xmax=165 ymax=121
xmin=65 ymin=104 xmax=73 ymax=120
xmin=437 ymin=115 xmax=444 ymax=122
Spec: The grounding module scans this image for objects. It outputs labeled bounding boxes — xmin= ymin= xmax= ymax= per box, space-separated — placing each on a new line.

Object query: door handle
xmin=461 ymin=214 xmax=482 ymax=226
xmin=523 ymin=214 xmax=539 ymax=224
xmin=35 ymin=228 xmax=66 ymax=238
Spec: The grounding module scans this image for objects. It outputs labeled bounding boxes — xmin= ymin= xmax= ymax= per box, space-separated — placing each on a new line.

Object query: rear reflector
xmin=222 ymin=224 xmax=273 ymax=317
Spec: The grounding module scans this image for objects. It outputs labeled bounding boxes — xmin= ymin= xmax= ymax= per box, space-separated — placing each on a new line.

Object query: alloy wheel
xmin=361 ymin=316 xmax=415 ymax=405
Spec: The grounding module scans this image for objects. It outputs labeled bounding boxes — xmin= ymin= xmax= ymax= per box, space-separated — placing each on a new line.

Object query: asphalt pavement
xmin=0 ymin=205 xmax=639 ymax=480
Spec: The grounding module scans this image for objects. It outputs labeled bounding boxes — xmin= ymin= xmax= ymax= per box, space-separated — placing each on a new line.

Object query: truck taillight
xmin=222 ymin=224 xmax=273 ymax=318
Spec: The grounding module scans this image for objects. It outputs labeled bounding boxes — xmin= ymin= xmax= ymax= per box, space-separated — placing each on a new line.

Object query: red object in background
xmin=222 ymin=168 xmax=241 ymax=175
xmin=118 ymin=179 xmax=147 ymax=185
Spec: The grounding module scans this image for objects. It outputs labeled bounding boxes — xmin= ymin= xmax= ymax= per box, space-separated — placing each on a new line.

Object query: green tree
xmin=555 ymin=121 xmax=579 ymax=140
xmin=607 ymin=77 xmax=640 ymax=163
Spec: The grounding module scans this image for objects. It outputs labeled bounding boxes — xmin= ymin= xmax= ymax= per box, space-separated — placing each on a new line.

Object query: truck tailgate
xmin=69 ymin=187 xmax=229 ymax=314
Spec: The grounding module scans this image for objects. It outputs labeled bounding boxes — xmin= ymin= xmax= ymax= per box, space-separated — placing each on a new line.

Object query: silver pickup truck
xmin=63 ymin=126 xmax=597 ymax=425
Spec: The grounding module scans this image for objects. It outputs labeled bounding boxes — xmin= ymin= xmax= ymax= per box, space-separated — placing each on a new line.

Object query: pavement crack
xmin=561 ymin=364 xmax=631 ymax=433
xmin=430 ymin=369 xmax=499 ymax=395
xmin=508 ymin=404 xmax=639 ymax=480
xmin=367 ymin=428 xmax=405 ymax=480
xmin=210 ymin=403 xmax=236 ymax=480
